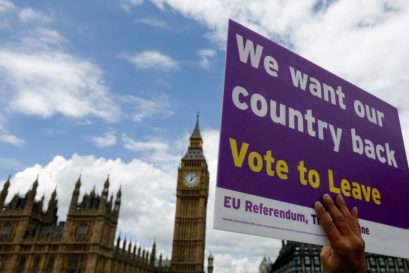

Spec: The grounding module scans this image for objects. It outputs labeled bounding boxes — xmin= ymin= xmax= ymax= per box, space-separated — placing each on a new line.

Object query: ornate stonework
xmin=0 ymin=175 xmax=169 ymax=273
xmin=171 ymin=117 xmax=209 ymax=273
xmin=0 ymin=119 xmax=210 ymax=273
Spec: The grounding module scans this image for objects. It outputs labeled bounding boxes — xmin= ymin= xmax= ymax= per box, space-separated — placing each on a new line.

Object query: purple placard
xmin=216 ymin=20 xmax=409 ymax=230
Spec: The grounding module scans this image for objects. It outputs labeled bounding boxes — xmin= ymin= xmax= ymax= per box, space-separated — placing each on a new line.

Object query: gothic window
xmin=16 ymin=256 xmax=27 ymax=273
xmin=0 ymin=255 xmax=4 ymax=270
xmin=378 ymin=257 xmax=385 ymax=267
xmin=31 ymin=257 xmax=40 ymax=273
xmin=77 ymin=223 xmax=88 ymax=241
xmin=1 ymin=223 xmax=12 ymax=239
xmin=45 ymin=257 xmax=55 ymax=273
xmin=68 ymin=255 xmax=82 ymax=273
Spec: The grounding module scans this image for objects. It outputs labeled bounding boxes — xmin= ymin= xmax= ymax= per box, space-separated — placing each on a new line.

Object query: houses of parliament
xmin=0 ymin=119 xmax=214 ymax=273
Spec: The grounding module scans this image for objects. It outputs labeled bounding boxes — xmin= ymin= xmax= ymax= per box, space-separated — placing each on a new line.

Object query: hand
xmin=314 ymin=194 xmax=366 ymax=273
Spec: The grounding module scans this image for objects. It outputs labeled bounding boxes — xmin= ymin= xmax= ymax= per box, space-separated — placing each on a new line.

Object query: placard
xmin=214 ymin=20 xmax=409 ymax=258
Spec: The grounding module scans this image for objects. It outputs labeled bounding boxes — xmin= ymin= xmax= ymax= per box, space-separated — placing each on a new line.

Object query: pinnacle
xmin=190 ymin=114 xmax=202 ymax=139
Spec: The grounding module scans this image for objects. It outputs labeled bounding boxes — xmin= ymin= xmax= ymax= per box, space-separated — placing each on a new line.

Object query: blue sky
xmin=1 ymin=0 xmax=409 ymax=272
xmin=0 ymin=0 xmax=224 ymax=173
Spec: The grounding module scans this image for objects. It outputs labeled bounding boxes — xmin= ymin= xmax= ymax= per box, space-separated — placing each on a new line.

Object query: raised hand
xmin=314 ymin=194 xmax=366 ymax=273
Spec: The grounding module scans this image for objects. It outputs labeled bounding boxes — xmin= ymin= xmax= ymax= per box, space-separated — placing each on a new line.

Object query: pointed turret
xmin=26 ymin=176 xmax=39 ymax=210
xmin=159 ymin=253 xmax=163 ymax=272
xmin=0 ymin=176 xmax=11 ymax=208
xmin=47 ymin=187 xmax=58 ymax=224
xmin=115 ymin=236 xmax=121 ymax=255
xmin=182 ymin=115 xmax=205 ymax=161
xmin=40 ymin=194 xmax=45 ymax=209
xmin=128 ymin=241 xmax=132 ymax=259
xmin=137 ymin=246 xmax=141 ymax=259
xmin=150 ymin=240 xmax=156 ymax=266
xmin=99 ymin=176 xmax=110 ymax=212
xmin=70 ymin=175 xmax=81 ymax=211
xmin=189 ymin=114 xmax=203 ymax=148
xmin=33 ymin=176 xmax=39 ymax=191
xmin=75 ymin=175 xmax=81 ymax=190
xmin=51 ymin=187 xmax=57 ymax=200
xmin=102 ymin=175 xmax=110 ymax=199
xmin=145 ymin=250 xmax=149 ymax=263
xmin=208 ymin=253 xmax=214 ymax=273
xmin=31 ymin=176 xmax=39 ymax=196
xmin=108 ymin=195 xmax=114 ymax=212
xmin=191 ymin=114 xmax=202 ymax=138
xmin=114 ymin=186 xmax=121 ymax=213
xmin=90 ymin=186 xmax=97 ymax=209
xmin=123 ymin=237 xmax=127 ymax=251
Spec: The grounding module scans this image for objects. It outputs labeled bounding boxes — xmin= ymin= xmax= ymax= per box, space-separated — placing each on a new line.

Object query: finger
xmin=315 ymin=200 xmax=342 ymax=243
xmin=335 ymin=195 xmax=357 ymax=231
xmin=335 ymin=194 xmax=351 ymax=218
xmin=351 ymin=206 xmax=358 ymax=218
xmin=351 ymin=206 xmax=361 ymax=235
xmin=322 ymin=194 xmax=352 ymax=236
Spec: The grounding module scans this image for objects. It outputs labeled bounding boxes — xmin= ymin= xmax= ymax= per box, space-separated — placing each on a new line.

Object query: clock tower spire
xmin=171 ymin=116 xmax=209 ymax=273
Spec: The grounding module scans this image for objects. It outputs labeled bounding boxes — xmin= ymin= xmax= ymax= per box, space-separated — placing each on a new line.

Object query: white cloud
xmin=21 ymin=27 xmax=66 ymax=47
xmin=0 ymin=0 xmax=15 ymax=13
xmin=0 ymin=124 xmax=25 ymax=146
xmin=89 ymin=130 xmax=118 ymax=148
xmin=121 ymin=95 xmax=173 ymax=122
xmin=120 ymin=50 xmax=179 ymax=71
xmin=121 ymin=0 xmax=144 ymax=12
xmin=0 ymin=28 xmax=121 ymax=123
xmin=0 ymin=132 xmax=25 ymax=146
xmin=2 ymin=128 xmax=280 ymax=273
xmin=122 ymin=135 xmax=168 ymax=152
xmin=197 ymin=49 xmax=216 ymax=69
xmin=136 ymin=17 xmax=168 ymax=29
xmin=122 ymin=134 xmax=179 ymax=164
xmin=213 ymin=254 xmax=262 ymax=273
xmin=18 ymin=7 xmax=52 ymax=23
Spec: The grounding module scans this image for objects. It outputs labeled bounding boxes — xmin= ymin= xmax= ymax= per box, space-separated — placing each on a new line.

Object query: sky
xmin=0 ymin=0 xmax=409 ymax=272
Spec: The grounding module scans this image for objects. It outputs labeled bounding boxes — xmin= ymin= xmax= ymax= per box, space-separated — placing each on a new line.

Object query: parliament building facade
xmin=260 ymin=241 xmax=409 ymax=273
xmin=0 ymin=119 xmax=213 ymax=273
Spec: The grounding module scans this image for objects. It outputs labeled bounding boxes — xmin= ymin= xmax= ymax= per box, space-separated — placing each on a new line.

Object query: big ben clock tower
xmin=171 ymin=116 xmax=209 ymax=273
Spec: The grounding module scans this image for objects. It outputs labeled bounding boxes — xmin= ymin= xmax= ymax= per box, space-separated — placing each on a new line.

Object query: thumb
xmin=320 ymin=245 xmax=332 ymax=272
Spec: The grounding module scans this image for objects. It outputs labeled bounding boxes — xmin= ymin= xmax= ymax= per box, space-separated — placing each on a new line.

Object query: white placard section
xmin=214 ymin=188 xmax=409 ymax=258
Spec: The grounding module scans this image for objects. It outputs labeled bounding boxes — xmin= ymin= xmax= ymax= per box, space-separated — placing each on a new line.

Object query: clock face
xmin=183 ymin=172 xmax=199 ymax=188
